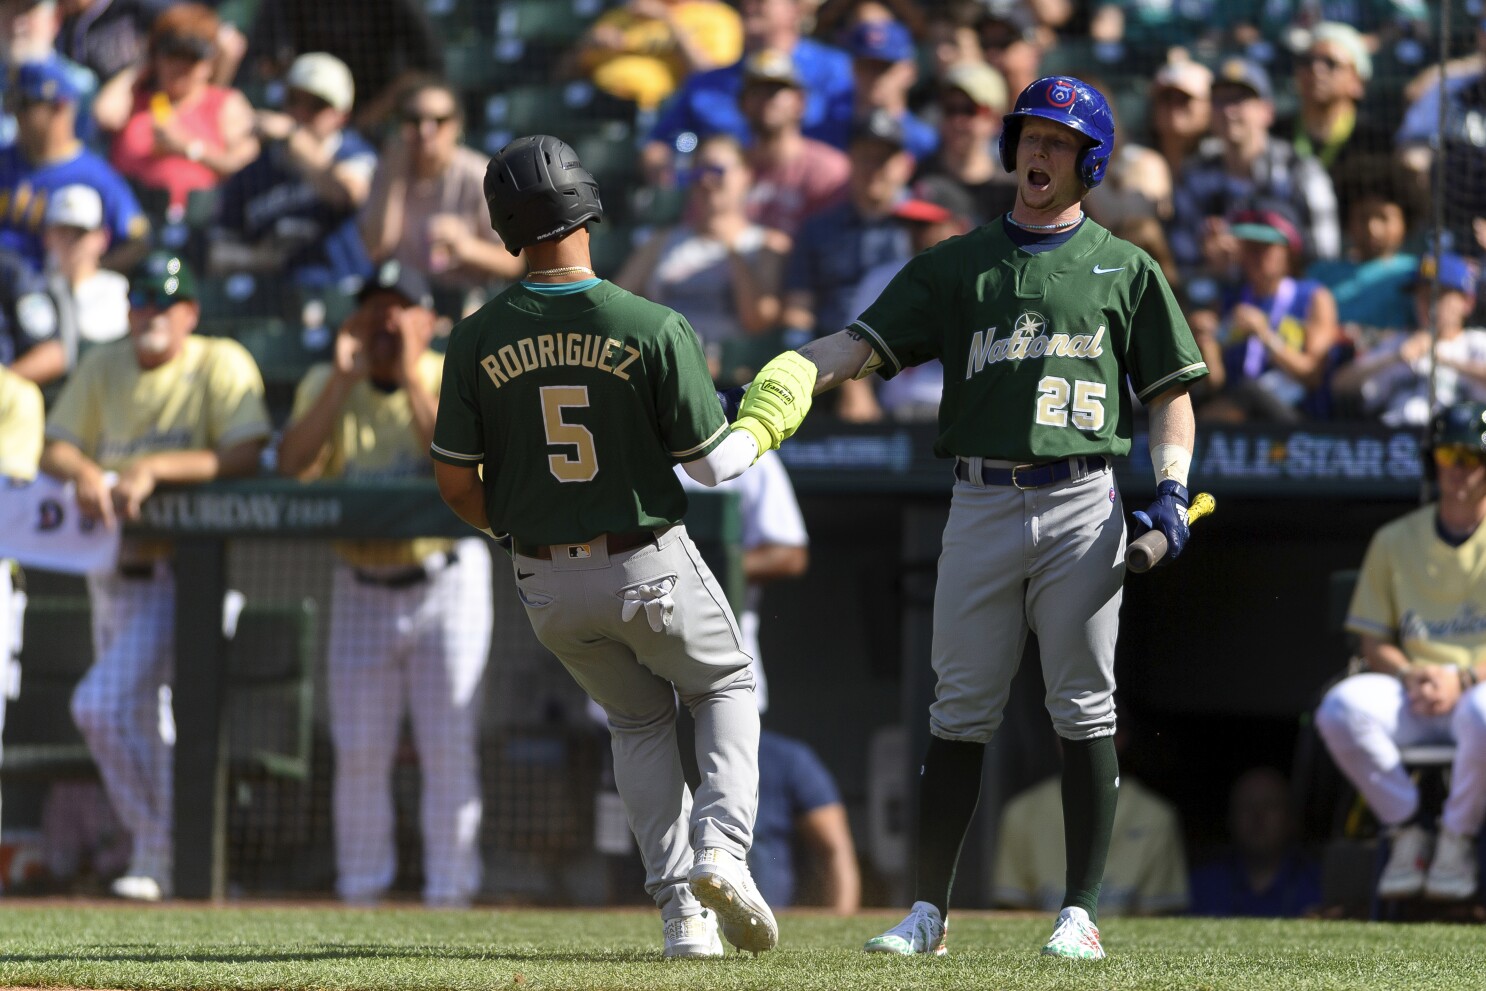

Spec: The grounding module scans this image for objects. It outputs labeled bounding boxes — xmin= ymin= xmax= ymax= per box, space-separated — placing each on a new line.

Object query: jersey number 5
xmin=1035 ymin=376 xmax=1107 ymax=431
xmin=540 ymin=385 xmax=598 ymax=482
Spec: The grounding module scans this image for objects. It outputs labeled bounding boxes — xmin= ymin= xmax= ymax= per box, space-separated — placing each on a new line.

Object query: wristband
xmin=1150 ymin=443 xmax=1192 ymax=488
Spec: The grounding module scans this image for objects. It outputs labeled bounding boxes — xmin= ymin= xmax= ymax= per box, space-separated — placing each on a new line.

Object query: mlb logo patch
xmin=1109 ymin=487 xmax=1116 ymax=503
xmin=567 ymin=544 xmax=592 ymax=559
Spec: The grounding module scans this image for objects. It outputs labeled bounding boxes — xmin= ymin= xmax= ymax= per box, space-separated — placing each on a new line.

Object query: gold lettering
xmin=537 ymin=334 xmax=556 ymax=369
xmin=613 ymin=345 xmax=641 ymax=381
xmin=480 ymin=353 xmax=506 ymax=387
xmin=566 ymin=333 xmax=584 ymax=365
xmin=518 ymin=338 xmax=539 ymax=371
xmin=580 ymin=335 xmax=601 ymax=367
xmin=597 ymin=337 xmax=621 ymax=373
xmin=499 ymin=345 xmax=521 ymax=378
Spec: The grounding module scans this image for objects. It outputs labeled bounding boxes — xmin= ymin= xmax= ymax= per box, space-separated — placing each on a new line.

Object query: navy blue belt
xmin=955 ymin=455 xmax=1108 ymax=489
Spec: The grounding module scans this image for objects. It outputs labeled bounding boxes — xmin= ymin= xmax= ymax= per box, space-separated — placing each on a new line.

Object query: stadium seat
xmin=493 ymin=0 xmax=604 ymax=46
xmin=482 ymin=82 xmax=636 ymax=140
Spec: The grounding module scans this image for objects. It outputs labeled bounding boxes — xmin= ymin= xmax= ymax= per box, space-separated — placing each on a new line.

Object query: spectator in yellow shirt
xmin=561 ymin=0 xmax=743 ymax=110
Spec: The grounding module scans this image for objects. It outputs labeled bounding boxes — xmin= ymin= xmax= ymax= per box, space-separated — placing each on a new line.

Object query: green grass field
xmin=0 ymin=903 xmax=1480 ymax=991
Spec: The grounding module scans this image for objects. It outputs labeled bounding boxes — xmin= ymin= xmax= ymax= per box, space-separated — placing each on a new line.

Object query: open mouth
xmin=1027 ymin=168 xmax=1051 ymax=191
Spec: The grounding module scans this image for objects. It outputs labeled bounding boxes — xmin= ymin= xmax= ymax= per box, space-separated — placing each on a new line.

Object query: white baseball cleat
xmin=1041 ymin=906 xmax=1105 ymax=960
xmin=662 ymin=909 xmax=724 ymax=958
xmin=110 ymin=873 xmax=167 ymax=902
xmin=687 ymin=848 xmax=778 ymax=954
xmin=863 ymin=900 xmax=947 ymax=955
xmin=1424 ymin=829 xmax=1479 ymax=901
xmin=1377 ymin=824 xmax=1432 ymax=899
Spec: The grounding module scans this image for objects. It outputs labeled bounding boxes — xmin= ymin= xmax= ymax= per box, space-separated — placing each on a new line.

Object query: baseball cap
xmin=851 ymin=107 xmax=907 ymax=150
xmin=130 ymin=251 xmax=198 ymax=306
xmin=285 ymin=52 xmax=355 ymax=112
xmin=1307 ymin=22 xmax=1371 ymax=82
xmin=847 ymin=19 xmax=915 ymax=63
xmin=44 ymin=184 xmax=103 ymax=230
xmin=741 ymin=48 xmax=803 ymax=89
xmin=1213 ymin=56 xmax=1272 ymax=102
xmin=894 ymin=176 xmax=976 ymax=225
xmin=12 ymin=56 xmax=80 ymax=104
xmin=1229 ymin=203 xmax=1303 ymax=255
xmin=943 ymin=62 xmax=1008 ymax=112
xmin=1152 ymin=59 xmax=1212 ymax=100
xmin=1409 ymin=252 xmax=1477 ymax=296
xmin=358 ymin=259 xmax=434 ymax=310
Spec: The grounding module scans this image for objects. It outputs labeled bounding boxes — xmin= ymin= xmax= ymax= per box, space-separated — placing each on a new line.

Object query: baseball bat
xmin=1126 ymin=492 xmax=1216 ymax=574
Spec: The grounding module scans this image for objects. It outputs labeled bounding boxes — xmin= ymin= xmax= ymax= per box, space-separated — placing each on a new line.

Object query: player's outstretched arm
xmin=732 ymin=330 xmax=880 ymax=458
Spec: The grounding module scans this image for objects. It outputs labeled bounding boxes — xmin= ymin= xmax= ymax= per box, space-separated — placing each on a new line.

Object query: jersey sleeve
xmin=0 ymin=373 xmax=43 ymax=480
xmin=1346 ymin=526 xmax=1399 ymax=641
xmin=205 ymin=340 xmax=272 ymax=449
xmin=430 ymin=324 xmax=485 ymax=466
xmin=655 ymin=312 xmax=728 ymax=462
xmin=44 ymin=348 xmax=103 ymax=454
xmin=1124 ymin=262 xmax=1209 ymax=402
xmin=781 ymin=738 xmax=842 ymax=816
xmin=286 ymin=363 xmax=342 ymax=476
xmin=849 ymin=251 xmax=943 ymax=378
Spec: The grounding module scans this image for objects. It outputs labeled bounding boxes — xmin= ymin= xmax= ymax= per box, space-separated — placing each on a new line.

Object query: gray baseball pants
xmin=929 ymin=458 xmax=1126 ymax=744
xmin=514 ymin=524 xmax=758 ymax=920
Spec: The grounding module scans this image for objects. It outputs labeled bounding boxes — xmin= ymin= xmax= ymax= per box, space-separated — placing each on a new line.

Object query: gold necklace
xmin=526 ymin=265 xmax=596 ymax=277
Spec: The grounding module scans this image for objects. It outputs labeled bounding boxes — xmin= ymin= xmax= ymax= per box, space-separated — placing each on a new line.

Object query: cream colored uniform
xmin=1316 ymin=505 xmax=1486 ymax=836
xmin=0 ymin=366 xmax=42 ymax=830
xmin=45 ymin=336 xmax=271 ymax=884
xmin=289 ymin=351 xmax=493 ymax=907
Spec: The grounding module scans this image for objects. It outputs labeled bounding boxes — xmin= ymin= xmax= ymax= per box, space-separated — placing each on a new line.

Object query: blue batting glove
xmin=1132 ymin=480 xmax=1191 ymax=562
xmin=717 ymin=385 xmax=746 ymax=424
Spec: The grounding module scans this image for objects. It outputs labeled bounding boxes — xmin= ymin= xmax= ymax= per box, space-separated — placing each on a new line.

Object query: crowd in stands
xmin=2 ymin=0 xmax=1485 ymax=912
xmin=0 ymin=0 xmax=1478 ymax=432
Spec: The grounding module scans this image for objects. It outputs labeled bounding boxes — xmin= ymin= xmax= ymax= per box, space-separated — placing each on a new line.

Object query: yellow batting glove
xmin=738 ymin=350 xmax=817 ymax=442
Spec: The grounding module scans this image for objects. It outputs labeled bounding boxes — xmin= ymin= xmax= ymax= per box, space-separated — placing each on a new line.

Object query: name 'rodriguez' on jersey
xmin=850 ymin=218 xmax=1208 ymax=463
xmin=430 ymin=280 xmax=730 ymax=546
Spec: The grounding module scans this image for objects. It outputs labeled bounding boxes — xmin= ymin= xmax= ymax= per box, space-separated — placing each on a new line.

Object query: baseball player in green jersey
xmin=734 ymin=76 xmax=1208 ymax=959
xmin=431 ymin=135 xmax=773 ymax=957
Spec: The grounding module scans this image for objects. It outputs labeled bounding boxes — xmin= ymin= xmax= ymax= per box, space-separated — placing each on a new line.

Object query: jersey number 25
xmin=1034 ymin=376 xmax=1107 ymax=431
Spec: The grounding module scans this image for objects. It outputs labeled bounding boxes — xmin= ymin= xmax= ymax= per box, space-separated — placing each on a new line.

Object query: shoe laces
xmin=1050 ymin=911 xmax=1099 ymax=948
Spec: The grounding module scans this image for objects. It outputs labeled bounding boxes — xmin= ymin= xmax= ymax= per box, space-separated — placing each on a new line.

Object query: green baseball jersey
xmin=431 ymin=281 xmax=729 ymax=544
xmin=852 ymin=219 xmax=1207 ymax=461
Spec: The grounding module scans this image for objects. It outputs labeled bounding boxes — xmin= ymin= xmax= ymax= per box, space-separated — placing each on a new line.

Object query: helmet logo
xmin=1047 ymin=80 xmax=1076 ymax=108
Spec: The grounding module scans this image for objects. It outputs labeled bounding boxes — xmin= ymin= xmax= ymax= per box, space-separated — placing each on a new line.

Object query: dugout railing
xmin=4 ymin=482 xmax=741 ymax=901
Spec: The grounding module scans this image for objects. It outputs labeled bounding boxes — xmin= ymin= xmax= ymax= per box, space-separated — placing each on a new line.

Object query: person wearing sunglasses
xmin=97 ymin=2 xmax=258 ymax=214
xmin=38 ymin=249 xmax=271 ymax=901
xmin=1316 ymin=400 xmax=1486 ymax=906
xmin=360 ymin=77 xmax=523 ymax=300
xmin=210 ymin=52 xmax=376 ymax=289
xmin=912 ymin=60 xmax=1011 ymax=228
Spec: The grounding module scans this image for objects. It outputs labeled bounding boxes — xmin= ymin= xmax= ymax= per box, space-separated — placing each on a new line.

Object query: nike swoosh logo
xmin=1092 ymin=265 xmax=1125 ymax=274
xmin=516 ymin=570 xmax=535 ymax=580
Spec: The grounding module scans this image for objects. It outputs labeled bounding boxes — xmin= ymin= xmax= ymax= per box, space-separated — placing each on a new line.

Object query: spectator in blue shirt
xmin=844 ymin=18 xmax=936 ymax=163
xmin=0 ymin=56 xmax=147 ymax=273
xmin=641 ymin=0 xmax=854 ymax=187
xmin=751 ymin=728 xmax=860 ymax=912
xmin=210 ymin=51 xmax=375 ymax=289
xmin=1189 ymin=767 xmax=1322 ymax=918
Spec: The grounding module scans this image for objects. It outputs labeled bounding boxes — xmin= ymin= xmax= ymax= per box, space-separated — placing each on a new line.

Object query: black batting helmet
xmin=484 ymin=135 xmax=603 ymax=256
xmin=1423 ymin=400 xmax=1486 ymax=481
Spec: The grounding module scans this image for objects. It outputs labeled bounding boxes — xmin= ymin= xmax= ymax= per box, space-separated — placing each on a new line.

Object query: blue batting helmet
xmin=998 ymin=76 xmax=1115 ymax=189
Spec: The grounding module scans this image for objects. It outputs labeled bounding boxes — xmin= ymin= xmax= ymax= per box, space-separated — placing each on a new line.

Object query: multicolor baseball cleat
xmin=1041 ymin=906 xmax=1105 ymax=960
xmin=863 ymin=900 xmax=948 ymax=956
xmin=688 ymin=848 xmax=778 ymax=954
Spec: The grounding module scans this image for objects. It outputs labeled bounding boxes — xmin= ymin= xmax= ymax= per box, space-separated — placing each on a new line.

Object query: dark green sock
xmin=1060 ymin=734 xmax=1119 ymax=924
xmin=911 ymin=735 xmax=986 ymax=915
